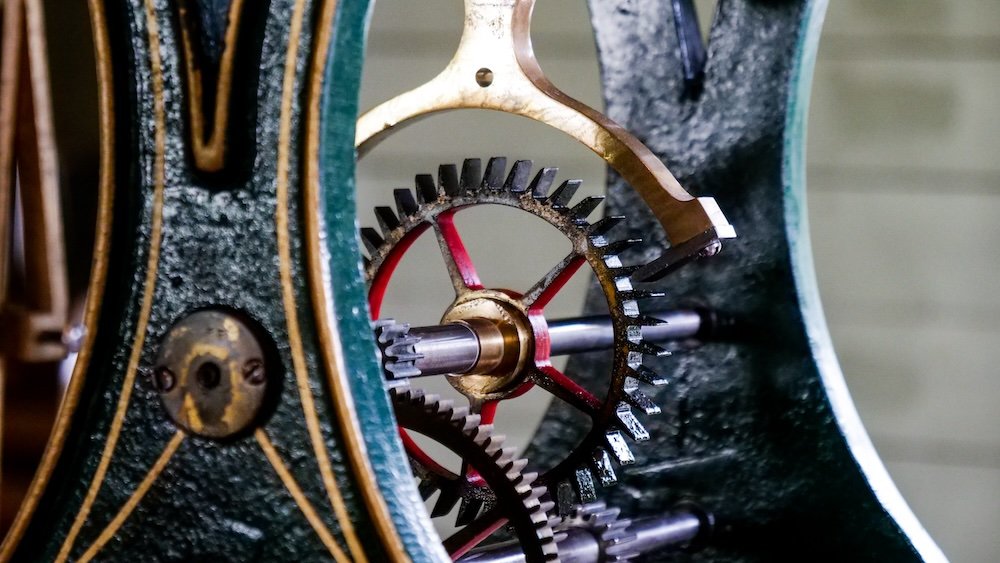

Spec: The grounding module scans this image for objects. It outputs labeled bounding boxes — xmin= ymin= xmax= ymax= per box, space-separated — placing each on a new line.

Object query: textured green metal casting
xmin=5 ymin=0 xmax=439 ymax=560
xmin=527 ymin=1 xmax=944 ymax=560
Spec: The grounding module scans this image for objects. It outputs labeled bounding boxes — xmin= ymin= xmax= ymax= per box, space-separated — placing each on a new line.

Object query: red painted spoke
xmin=475 ymin=399 xmax=499 ymax=426
xmin=522 ymin=251 xmax=585 ymax=309
xmin=443 ymin=506 xmax=507 ymax=560
xmin=434 ymin=210 xmax=483 ymax=294
xmin=532 ymin=365 xmax=601 ymax=415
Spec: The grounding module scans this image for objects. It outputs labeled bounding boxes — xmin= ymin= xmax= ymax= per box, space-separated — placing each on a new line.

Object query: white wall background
xmin=358 ymin=1 xmax=999 ymax=560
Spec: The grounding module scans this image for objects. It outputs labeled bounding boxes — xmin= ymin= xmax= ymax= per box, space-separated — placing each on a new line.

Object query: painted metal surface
xmin=1 ymin=0 xmax=434 ymax=560
xmin=527 ymin=1 xmax=944 ymax=560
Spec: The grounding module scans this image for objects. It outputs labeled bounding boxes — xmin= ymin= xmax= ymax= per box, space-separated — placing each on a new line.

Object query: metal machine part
xmin=375 ymin=308 xmax=723 ymax=381
xmin=364 ymin=157 xmax=677 ymax=510
xmin=390 ymin=386 xmax=559 ymax=562
xmin=153 ymin=309 xmax=272 ymax=439
xmin=459 ymin=501 xmax=712 ymax=563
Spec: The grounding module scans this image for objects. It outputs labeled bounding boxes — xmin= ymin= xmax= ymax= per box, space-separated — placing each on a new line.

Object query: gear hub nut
xmin=154 ymin=309 xmax=271 ymax=439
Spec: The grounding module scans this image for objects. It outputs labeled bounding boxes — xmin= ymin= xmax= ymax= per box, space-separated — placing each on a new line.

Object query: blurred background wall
xmin=10 ymin=0 xmax=996 ymax=560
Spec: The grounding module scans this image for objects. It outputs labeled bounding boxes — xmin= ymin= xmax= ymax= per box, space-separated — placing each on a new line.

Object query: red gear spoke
xmin=434 ymin=210 xmax=484 ymax=294
xmin=521 ymin=251 xmax=586 ymax=309
xmin=443 ymin=506 xmax=507 ymax=560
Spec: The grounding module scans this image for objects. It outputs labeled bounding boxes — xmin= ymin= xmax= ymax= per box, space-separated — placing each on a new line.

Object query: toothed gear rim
xmin=556 ymin=502 xmax=638 ymax=562
xmin=391 ymin=386 xmax=559 ymax=562
xmin=364 ymin=157 xmax=673 ymax=509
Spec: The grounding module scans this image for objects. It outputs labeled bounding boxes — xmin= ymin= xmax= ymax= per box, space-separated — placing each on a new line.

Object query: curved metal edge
xmin=782 ymin=2 xmax=947 ymax=561
xmin=316 ymin=0 xmax=447 ymax=560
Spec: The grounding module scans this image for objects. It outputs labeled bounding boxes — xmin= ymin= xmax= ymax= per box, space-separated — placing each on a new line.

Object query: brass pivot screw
xmin=154 ymin=309 xmax=272 ymax=439
xmin=243 ymin=359 xmax=266 ymax=385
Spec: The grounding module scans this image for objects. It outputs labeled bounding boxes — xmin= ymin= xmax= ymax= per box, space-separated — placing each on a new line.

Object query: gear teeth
xmin=589 ymin=215 xmax=625 ymax=237
xmin=619 ymin=289 xmax=666 ymax=301
xmin=449 ymin=406 xmax=470 ymax=422
xmin=629 ymin=364 xmax=669 ymax=386
xmin=460 ymin=413 xmax=482 ymax=431
xmin=455 ymin=497 xmax=484 ymax=526
xmin=623 ymin=379 xmax=661 ymax=415
xmin=472 ymin=423 xmax=494 ymax=445
xmin=615 ymin=403 xmax=650 ymax=441
xmin=622 ymin=299 xmax=640 ymax=319
xmin=417 ymin=478 xmax=440 ymax=501
xmin=590 ymin=448 xmax=618 ymax=486
xmin=634 ymin=314 xmax=668 ymax=327
xmin=602 ymin=238 xmax=643 ymax=255
xmin=439 ymin=163 xmax=461 ymax=196
xmin=375 ymin=206 xmax=401 ymax=234
xmin=505 ymin=458 xmax=528 ymax=477
xmin=547 ymin=179 xmax=582 ymax=208
xmin=460 ymin=158 xmax=483 ymax=192
xmin=360 ymin=227 xmax=384 ymax=255
xmin=570 ymin=196 xmax=604 ymax=221
xmin=605 ymin=431 xmax=635 ymax=465
xmin=504 ymin=159 xmax=533 ymax=191
xmin=415 ymin=173 xmax=439 ymax=203
xmin=631 ymin=340 xmax=672 ymax=358
xmin=394 ymin=188 xmax=419 ymax=217
xmin=528 ymin=167 xmax=559 ymax=198
xmin=431 ymin=485 xmax=461 ymax=517
xmin=574 ymin=468 xmax=598 ymax=502
xmin=482 ymin=156 xmax=508 ymax=188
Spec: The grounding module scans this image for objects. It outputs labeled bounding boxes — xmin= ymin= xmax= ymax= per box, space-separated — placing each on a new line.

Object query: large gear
xmin=363 ymin=157 xmax=672 ymax=510
xmin=390 ymin=386 xmax=559 ymax=562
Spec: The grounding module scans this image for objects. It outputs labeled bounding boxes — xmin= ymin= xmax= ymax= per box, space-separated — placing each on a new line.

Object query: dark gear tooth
xmin=634 ymin=314 xmax=668 ymax=327
xmin=605 ymin=430 xmax=636 ymax=465
xmin=415 ymin=173 xmax=439 ymax=203
xmin=574 ymin=468 xmax=598 ymax=503
xmin=615 ymin=403 xmax=650 ymax=441
xmin=632 ymin=340 xmax=671 ymax=358
xmin=590 ymin=215 xmax=625 ymax=237
xmin=455 ymin=497 xmax=485 ymax=526
xmin=439 ymin=163 xmax=461 ymax=196
xmin=360 ymin=227 xmax=384 ymax=254
xmin=603 ymin=238 xmax=643 ymax=255
xmin=393 ymin=188 xmax=419 ymax=216
xmin=374 ymin=206 xmax=401 ymax=234
xmin=482 ymin=156 xmax=508 ymax=188
xmin=460 ymin=158 xmax=483 ymax=191
xmin=528 ymin=167 xmax=559 ymax=198
xmin=430 ymin=485 xmax=461 ymax=517
xmin=623 ymin=378 xmax=661 ymax=415
xmin=630 ymin=364 xmax=669 ymax=386
xmin=570 ymin=195 xmax=604 ymax=220
xmin=504 ymin=159 xmax=533 ymax=191
xmin=590 ymin=448 xmax=618 ymax=486
xmin=547 ymin=179 xmax=582 ymax=208
xmin=417 ymin=479 xmax=438 ymax=500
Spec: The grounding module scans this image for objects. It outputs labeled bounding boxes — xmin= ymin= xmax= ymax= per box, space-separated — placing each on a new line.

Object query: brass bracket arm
xmin=356 ymin=0 xmax=736 ymax=280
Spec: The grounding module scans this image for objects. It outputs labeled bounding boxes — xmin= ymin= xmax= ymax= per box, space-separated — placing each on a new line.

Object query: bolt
xmin=698 ymin=240 xmax=722 ymax=258
xmin=243 ymin=359 xmax=266 ymax=385
xmin=153 ymin=366 xmax=176 ymax=392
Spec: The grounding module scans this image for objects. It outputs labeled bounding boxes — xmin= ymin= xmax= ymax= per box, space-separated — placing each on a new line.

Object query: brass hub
xmin=441 ymin=290 xmax=534 ymax=401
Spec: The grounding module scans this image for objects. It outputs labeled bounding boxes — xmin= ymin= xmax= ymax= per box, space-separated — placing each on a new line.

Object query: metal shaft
xmin=401 ymin=309 xmax=707 ymax=379
xmin=457 ymin=508 xmax=707 ymax=563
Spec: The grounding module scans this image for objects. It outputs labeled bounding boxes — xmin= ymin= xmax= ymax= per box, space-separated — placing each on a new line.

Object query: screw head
xmin=153 ymin=366 xmax=176 ymax=392
xmin=698 ymin=240 xmax=723 ymax=258
xmin=243 ymin=359 xmax=266 ymax=385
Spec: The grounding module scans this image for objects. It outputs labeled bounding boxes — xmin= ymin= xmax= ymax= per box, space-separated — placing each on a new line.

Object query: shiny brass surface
xmin=356 ymin=0 xmax=736 ymax=249
xmin=442 ymin=290 xmax=533 ymax=401
xmin=154 ymin=310 xmax=270 ymax=440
